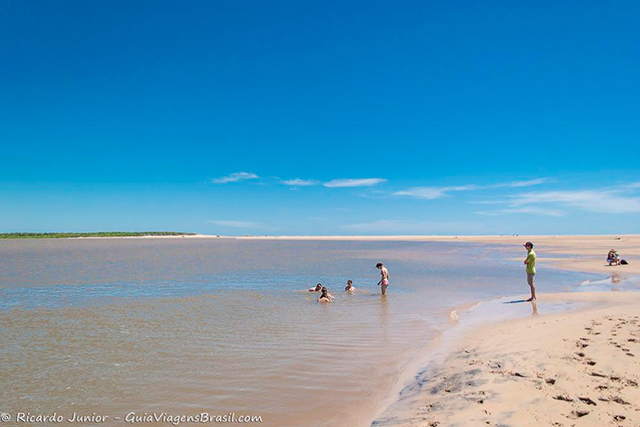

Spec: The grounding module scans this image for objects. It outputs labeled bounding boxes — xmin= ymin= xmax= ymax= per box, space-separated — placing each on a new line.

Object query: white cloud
xmin=207 ymin=220 xmax=261 ymax=228
xmin=324 ymin=178 xmax=387 ymax=188
xmin=281 ymin=178 xmax=319 ymax=186
xmin=211 ymin=172 xmax=259 ymax=184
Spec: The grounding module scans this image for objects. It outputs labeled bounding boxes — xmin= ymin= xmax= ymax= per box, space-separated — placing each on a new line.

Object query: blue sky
xmin=1 ymin=0 xmax=639 ymax=235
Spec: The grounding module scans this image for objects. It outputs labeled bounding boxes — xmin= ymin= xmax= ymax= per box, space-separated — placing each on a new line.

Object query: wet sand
xmin=373 ymin=292 xmax=640 ymax=426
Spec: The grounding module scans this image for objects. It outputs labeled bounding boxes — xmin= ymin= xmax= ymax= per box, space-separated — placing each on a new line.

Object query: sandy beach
xmin=373 ymin=292 xmax=640 ymax=427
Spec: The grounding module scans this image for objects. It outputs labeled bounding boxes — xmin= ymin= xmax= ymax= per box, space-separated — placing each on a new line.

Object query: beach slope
xmin=373 ymin=292 xmax=640 ymax=427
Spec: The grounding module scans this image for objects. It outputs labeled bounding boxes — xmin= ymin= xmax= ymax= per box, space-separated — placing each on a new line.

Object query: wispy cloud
xmin=211 ymin=172 xmax=259 ymax=184
xmin=324 ymin=178 xmax=387 ymax=188
xmin=393 ymin=178 xmax=548 ymax=200
xmin=281 ymin=178 xmax=320 ymax=186
xmin=476 ymin=184 xmax=640 ymax=216
xmin=342 ymin=219 xmax=483 ymax=234
xmin=492 ymin=178 xmax=550 ymax=188
xmin=393 ymin=185 xmax=476 ymax=200
xmin=207 ymin=220 xmax=261 ymax=228
xmin=509 ymin=189 xmax=640 ymax=214
xmin=476 ymin=207 xmax=566 ymax=217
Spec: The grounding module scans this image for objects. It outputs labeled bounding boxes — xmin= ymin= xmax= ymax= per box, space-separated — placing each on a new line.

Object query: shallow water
xmin=0 ymin=238 xmax=600 ymax=426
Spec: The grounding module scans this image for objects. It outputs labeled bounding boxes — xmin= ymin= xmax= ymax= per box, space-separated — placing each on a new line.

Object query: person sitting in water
xmin=607 ymin=249 xmax=621 ymax=266
xmin=308 ymin=283 xmax=323 ymax=292
xmin=345 ymin=280 xmax=355 ymax=292
xmin=318 ymin=287 xmax=332 ymax=303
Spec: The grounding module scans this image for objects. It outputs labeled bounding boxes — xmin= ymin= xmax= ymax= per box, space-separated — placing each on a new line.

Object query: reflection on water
xmin=579 ymin=271 xmax=640 ymax=292
xmin=531 ymin=300 xmax=538 ymax=316
xmin=379 ymin=295 xmax=390 ymax=343
xmin=0 ymin=238 xmax=599 ymax=427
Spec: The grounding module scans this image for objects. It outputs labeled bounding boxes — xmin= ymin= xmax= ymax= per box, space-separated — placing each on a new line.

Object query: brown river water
xmin=0 ymin=238 xmax=598 ymax=426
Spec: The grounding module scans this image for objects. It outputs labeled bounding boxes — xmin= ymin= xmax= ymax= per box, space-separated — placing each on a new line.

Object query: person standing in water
xmin=376 ymin=263 xmax=389 ymax=295
xmin=523 ymin=242 xmax=537 ymax=301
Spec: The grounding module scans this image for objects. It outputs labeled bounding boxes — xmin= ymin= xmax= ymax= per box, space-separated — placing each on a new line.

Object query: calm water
xmin=0 ymin=238 xmax=609 ymax=426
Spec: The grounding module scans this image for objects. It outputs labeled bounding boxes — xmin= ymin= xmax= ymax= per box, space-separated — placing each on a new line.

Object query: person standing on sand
xmin=376 ymin=263 xmax=390 ymax=295
xmin=523 ymin=242 xmax=537 ymax=301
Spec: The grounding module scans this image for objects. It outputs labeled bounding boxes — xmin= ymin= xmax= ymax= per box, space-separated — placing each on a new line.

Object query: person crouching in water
xmin=308 ymin=283 xmax=322 ymax=292
xmin=345 ymin=280 xmax=355 ymax=292
xmin=318 ymin=287 xmax=332 ymax=303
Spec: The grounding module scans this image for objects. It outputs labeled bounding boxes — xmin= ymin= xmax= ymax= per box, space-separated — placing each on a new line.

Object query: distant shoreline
xmin=0 ymin=232 xmax=197 ymax=239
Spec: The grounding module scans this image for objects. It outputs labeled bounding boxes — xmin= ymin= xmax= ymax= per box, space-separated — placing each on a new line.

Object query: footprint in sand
xmin=578 ymin=396 xmax=597 ymax=406
xmin=568 ymin=410 xmax=589 ymax=419
xmin=612 ymin=396 xmax=630 ymax=405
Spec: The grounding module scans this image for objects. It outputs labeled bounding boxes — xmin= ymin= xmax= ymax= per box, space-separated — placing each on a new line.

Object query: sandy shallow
xmin=373 ymin=292 xmax=640 ymax=427
xmin=232 ymin=234 xmax=640 ymax=275
xmin=51 ymin=233 xmax=640 ymax=426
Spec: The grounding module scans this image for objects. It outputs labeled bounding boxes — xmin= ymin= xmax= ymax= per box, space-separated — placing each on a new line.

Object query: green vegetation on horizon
xmin=0 ymin=232 xmax=197 ymax=239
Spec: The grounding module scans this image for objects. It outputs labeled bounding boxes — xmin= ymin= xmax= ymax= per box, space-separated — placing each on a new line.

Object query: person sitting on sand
xmin=607 ymin=249 xmax=621 ymax=266
xmin=318 ymin=287 xmax=332 ymax=303
xmin=308 ymin=283 xmax=322 ymax=292
xmin=345 ymin=280 xmax=355 ymax=292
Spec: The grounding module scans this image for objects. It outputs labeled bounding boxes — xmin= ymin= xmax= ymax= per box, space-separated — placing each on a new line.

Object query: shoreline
xmin=361 ymin=235 xmax=640 ymax=426
xmin=371 ymin=290 xmax=640 ymax=426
